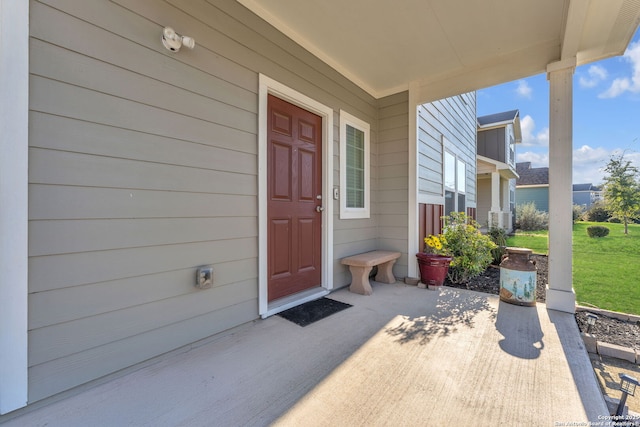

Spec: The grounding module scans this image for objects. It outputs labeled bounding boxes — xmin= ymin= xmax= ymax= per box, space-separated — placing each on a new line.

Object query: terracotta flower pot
xmin=416 ymin=253 xmax=453 ymax=287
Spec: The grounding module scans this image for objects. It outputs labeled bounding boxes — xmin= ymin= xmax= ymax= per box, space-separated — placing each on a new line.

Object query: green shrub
xmin=583 ymin=200 xmax=610 ymax=222
xmin=515 ymin=202 xmax=549 ymax=231
xmin=442 ymin=212 xmax=497 ymax=284
xmin=608 ymin=217 xmax=621 ymax=223
xmin=573 ymin=204 xmax=585 ymax=222
xmin=586 ymin=225 xmax=610 ymax=238
xmin=487 ymin=226 xmax=508 ymax=265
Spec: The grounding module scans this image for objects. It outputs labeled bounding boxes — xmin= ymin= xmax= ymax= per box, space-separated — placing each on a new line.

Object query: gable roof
xmin=477 ymin=109 xmax=522 ymax=143
xmin=573 ymin=183 xmax=602 ymax=192
xmin=516 ymin=162 xmax=549 ymax=186
xmin=477 ymin=110 xmax=520 ymax=127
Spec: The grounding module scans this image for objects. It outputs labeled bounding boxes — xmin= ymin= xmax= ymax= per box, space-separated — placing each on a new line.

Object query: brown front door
xmin=267 ymin=95 xmax=322 ymax=302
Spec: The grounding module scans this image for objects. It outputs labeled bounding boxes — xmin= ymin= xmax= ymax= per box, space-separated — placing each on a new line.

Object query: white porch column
xmin=546 ymin=60 xmax=576 ymax=313
xmin=489 ymin=171 xmax=500 ymax=228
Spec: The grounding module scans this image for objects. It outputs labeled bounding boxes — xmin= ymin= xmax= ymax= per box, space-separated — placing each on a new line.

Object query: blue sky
xmin=477 ymin=29 xmax=640 ymax=185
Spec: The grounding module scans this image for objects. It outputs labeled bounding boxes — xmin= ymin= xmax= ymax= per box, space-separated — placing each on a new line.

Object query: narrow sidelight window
xmin=340 ymin=110 xmax=370 ymax=219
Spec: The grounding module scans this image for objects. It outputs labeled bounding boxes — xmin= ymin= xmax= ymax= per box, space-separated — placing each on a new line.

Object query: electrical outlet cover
xmin=196 ymin=267 xmax=213 ymax=289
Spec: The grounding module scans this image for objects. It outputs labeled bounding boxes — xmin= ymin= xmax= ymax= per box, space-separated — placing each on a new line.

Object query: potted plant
xmin=416 ymin=234 xmax=452 ymax=288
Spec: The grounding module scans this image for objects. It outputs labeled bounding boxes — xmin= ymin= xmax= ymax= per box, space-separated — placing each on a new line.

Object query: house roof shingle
xmin=477 ymin=110 xmax=519 ymax=127
xmin=515 ymin=162 xmax=549 ymax=186
xmin=573 ymin=183 xmax=602 ymax=191
xmin=516 ymin=162 xmax=531 ymax=174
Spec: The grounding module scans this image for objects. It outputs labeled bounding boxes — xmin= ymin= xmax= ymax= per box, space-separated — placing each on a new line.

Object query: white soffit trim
xmin=477 ymin=154 xmax=509 ymax=169
xmin=0 ymin=0 xmax=29 ymax=414
xmin=478 ymin=121 xmax=514 ymax=130
xmin=561 ymin=0 xmax=588 ymax=60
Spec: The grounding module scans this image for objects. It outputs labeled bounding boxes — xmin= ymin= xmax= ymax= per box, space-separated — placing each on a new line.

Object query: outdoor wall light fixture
xmin=586 ymin=313 xmax=598 ymax=333
xmin=162 ymin=27 xmax=195 ymax=52
xmin=616 ymin=373 xmax=639 ymax=416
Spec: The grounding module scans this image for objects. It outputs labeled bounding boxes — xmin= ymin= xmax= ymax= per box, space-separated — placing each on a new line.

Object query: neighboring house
xmin=515 ymin=162 xmax=550 ymax=212
xmin=418 ymin=94 xmax=477 ymax=250
xmin=476 ymin=110 xmax=521 ymax=232
xmin=573 ymin=183 xmax=603 ymax=209
xmin=2 ymin=0 xmax=639 ymax=415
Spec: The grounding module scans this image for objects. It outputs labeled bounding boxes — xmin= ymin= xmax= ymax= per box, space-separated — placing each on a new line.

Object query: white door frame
xmin=258 ymin=74 xmax=334 ymax=318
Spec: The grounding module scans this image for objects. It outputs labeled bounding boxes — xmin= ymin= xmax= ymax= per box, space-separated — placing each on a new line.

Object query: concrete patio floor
xmin=2 ymin=282 xmax=609 ymax=426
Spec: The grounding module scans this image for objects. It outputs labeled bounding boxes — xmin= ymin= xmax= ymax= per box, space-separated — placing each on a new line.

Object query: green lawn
xmin=506 ymin=222 xmax=640 ymax=315
xmin=504 ymin=229 xmax=549 ymax=255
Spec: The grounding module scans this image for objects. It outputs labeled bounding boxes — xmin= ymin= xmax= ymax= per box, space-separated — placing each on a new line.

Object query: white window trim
xmin=444 ymin=150 xmax=456 ymax=192
xmin=444 ymin=149 xmax=469 ymax=214
xmin=457 ymin=158 xmax=467 ymax=195
xmin=339 ymin=110 xmax=370 ymax=219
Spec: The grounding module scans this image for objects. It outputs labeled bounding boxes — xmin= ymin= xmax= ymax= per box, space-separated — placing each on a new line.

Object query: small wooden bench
xmin=341 ymin=250 xmax=401 ymax=295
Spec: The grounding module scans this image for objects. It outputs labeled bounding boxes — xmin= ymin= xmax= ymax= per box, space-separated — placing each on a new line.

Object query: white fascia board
xmin=516 ymin=184 xmax=549 ymax=189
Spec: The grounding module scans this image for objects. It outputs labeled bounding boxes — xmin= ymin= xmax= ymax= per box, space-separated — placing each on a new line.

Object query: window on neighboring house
xmin=509 ymin=135 xmax=515 ymax=165
xmin=444 ymin=151 xmax=467 ymax=215
xmin=457 ymin=159 xmax=466 ymax=212
xmin=340 ymin=110 xmax=370 ymax=219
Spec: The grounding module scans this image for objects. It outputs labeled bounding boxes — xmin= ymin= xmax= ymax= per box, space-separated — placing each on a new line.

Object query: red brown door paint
xmin=267 ymin=95 xmax=322 ymax=301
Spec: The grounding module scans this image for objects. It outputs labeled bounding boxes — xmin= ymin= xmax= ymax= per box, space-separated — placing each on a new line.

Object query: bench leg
xmin=375 ymin=259 xmax=397 ymax=284
xmin=348 ymin=266 xmax=373 ymax=295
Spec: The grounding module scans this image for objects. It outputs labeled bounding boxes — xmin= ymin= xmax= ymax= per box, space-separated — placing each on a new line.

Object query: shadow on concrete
xmin=495 ymin=301 xmax=544 ymax=359
xmin=549 ymin=308 xmax=611 ymax=421
xmin=385 ymin=288 xmax=497 ymax=345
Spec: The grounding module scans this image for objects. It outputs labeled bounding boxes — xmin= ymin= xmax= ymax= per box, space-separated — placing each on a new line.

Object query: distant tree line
xmin=516 ymin=153 xmax=640 ymax=233
xmin=579 ymin=152 xmax=640 ymax=234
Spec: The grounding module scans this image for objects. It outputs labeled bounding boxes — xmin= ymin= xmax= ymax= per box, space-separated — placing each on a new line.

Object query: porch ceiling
xmin=238 ymin=0 xmax=640 ymax=102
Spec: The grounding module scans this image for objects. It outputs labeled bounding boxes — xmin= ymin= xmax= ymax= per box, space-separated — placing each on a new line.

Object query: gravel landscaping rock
xmin=576 ymin=311 xmax=640 ymax=351
xmin=443 ymin=254 xmax=640 ymax=351
xmin=444 ymin=254 xmax=548 ymax=303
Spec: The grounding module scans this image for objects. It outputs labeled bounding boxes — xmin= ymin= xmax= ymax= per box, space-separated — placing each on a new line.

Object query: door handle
xmin=316 ymin=206 xmax=324 ymax=212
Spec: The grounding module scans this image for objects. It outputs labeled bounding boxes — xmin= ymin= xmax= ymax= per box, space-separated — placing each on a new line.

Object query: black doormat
xmin=278 ymin=298 xmax=352 ymax=327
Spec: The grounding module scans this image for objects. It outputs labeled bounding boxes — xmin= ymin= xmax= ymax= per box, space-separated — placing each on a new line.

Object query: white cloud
xmin=599 ymin=78 xmax=631 ymax=98
xmin=516 ymin=145 xmax=640 ymax=184
xmin=515 ymin=80 xmax=532 ymax=98
xmin=572 ymin=145 xmax=611 ymax=184
xmin=519 ymin=115 xmax=549 ymax=147
xmin=571 ymin=145 xmax=640 ymax=184
xmin=578 ymin=65 xmax=608 ymax=88
xmin=516 ymin=151 xmax=548 ymax=167
xmin=599 ymin=41 xmax=640 ymax=98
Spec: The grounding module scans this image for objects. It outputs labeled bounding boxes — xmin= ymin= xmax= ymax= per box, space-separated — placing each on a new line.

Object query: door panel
xmin=271 ymin=142 xmax=292 ymax=200
xmin=267 ymin=95 xmax=322 ymax=302
xmin=297 ymin=218 xmax=315 ymax=269
xmin=298 ymin=149 xmax=315 ymax=201
xmin=270 ymin=219 xmax=292 ymax=277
